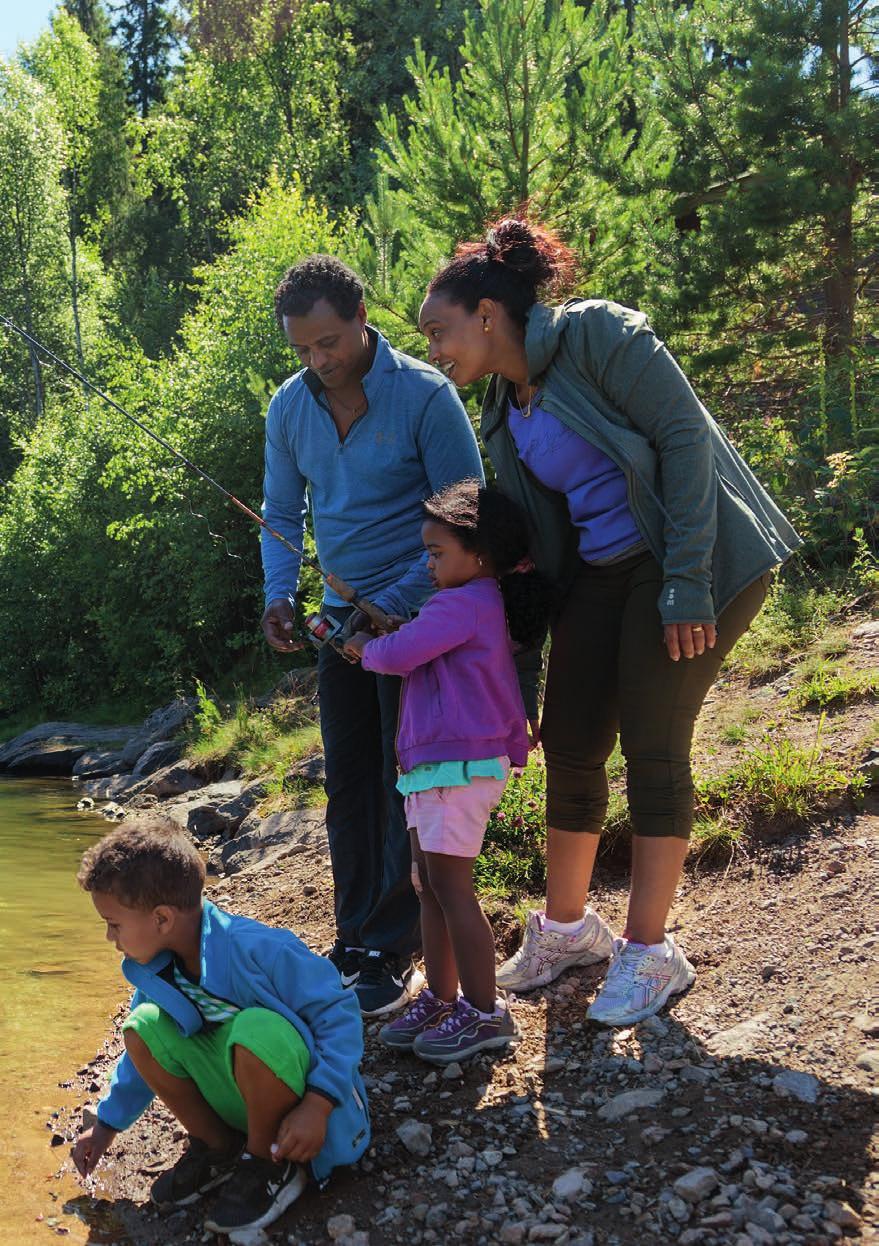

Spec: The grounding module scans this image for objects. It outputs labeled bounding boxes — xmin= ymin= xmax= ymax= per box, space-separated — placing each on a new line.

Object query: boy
xmin=71 ymin=817 xmax=369 ymax=1236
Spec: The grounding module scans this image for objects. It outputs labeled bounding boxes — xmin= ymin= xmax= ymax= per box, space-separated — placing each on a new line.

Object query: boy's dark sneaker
xmin=354 ymin=951 xmax=425 ymax=1017
xmin=379 ymin=987 xmax=456 ymax=1050
xmin=327 ymin=939 xmax=366 ymax=988
xmin=150 ymin=1134 xmax=242 ymax=1208
xmin=203 ymin=1154 xmax=307 ymax=1234
xmin=412 ymin=998 xmax=520 ymax=1065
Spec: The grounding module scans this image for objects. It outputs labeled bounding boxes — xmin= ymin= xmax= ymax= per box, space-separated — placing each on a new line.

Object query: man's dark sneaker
xmin=327 ymin=939 xmax=366 ymax=988
xmin=150 ymin=1134 xmax=243 ymax=1208
xmin=203 ymin=1154 xmax=307 ymax=1234
xmin=354 ymin=950 xmax=425 ymax=1017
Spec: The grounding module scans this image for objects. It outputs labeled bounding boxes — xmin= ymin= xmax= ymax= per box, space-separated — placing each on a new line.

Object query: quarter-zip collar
xmin=301 ymin=325 xmax=400 ymax=408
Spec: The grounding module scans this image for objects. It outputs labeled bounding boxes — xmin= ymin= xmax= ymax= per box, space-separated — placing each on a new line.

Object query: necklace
xmin=516 ymin=383 xmax=538 ymax=418
xmin=327 ymin=389 xmax=367 ymax=421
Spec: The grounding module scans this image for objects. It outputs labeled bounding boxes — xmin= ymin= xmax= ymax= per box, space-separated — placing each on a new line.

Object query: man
xmin=261 ymin=255 xmax=483 ymax=1016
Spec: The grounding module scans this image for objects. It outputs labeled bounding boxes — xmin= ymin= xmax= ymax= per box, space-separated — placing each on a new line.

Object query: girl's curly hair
xmin=423 ymin=479 xmax=554 ymax=647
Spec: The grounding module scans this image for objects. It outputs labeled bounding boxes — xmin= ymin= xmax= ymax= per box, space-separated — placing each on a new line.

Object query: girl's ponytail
xmin=499 ymin=564 xmax=556 ymax=650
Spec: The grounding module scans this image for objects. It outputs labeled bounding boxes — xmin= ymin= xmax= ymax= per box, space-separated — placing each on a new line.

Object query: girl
xmin=417 ymin=217 xmax=801 ymax=1027
xmin=343 ymin=479 xmax=552 ymax=1064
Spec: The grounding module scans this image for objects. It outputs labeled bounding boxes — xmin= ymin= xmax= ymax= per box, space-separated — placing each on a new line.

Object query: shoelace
xmin=435 ymin=1003 xmax=477 ymax=1034
xmin=231 ymin=1155 xmax=289 ymax=1199
xmin=604 ymin=943 xmax=644 ymax=995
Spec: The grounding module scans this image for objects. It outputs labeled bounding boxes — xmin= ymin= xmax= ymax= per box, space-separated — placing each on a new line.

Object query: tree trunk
xmin=821 ymin=0 xmax=856 ymax=357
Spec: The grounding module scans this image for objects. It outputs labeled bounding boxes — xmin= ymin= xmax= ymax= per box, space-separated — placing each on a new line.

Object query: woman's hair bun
xmin=486 ymin=217 xmax=573 ymax=291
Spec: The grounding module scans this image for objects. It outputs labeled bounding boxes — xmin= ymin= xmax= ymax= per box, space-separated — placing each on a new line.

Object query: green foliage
xmin=475 ymin=755 xmax=547 ymax=899
xmin=789 ymin=659 xmax=878 ymax=711
xmin=725 ymin=576 xmax=851 ymax=680
xmin=188 ymin=686 xmax=321 ymax=781
xmin=697 ymin=726 xmax=863 ymax=822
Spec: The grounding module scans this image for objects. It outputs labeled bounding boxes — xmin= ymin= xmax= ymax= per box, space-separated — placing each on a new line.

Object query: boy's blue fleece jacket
xmin=97 ymin=901 xmax=369 ymax=1182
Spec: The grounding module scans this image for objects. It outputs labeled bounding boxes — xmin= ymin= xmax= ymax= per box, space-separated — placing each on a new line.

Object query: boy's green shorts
xmin=123 ymin=1003 xmax=311 ymax=1134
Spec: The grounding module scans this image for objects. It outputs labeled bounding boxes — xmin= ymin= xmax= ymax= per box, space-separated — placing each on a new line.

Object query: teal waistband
xmin=397 ymin=757 xmax=507 ymax=795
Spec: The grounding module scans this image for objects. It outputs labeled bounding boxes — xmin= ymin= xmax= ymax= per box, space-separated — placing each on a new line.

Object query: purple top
xmin=509 ymin=398 xmax=643 ymax=563
xmin=361 ymin=577 xmax=529 ymax=773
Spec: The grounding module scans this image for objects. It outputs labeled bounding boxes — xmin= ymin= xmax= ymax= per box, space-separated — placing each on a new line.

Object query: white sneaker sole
xmin=203 ymin=1164 xmax=307 ymax=1235
xmin=497 ymin=941 xmax=613 ymax=993
xmin=587 ymin=960 xmax=696 ymax=1027
xmin=358 ymin=968 xmax=426 ymax=1018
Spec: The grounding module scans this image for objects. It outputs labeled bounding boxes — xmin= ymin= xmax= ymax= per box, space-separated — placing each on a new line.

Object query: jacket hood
xmin=524 ymin=302 xmax=571 ymax=381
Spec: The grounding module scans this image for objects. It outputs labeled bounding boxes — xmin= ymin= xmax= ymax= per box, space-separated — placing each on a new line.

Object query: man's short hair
xmin=274 ymin=255 xmax=364 ymax=326
xmin=77 ymin=816 xmax=205 ymax=911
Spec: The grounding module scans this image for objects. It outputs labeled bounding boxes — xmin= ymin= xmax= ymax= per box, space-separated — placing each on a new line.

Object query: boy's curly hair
xmin=77 ymin=816 xmax=205 ymax=911
xmin=423 ymin=479 xmax=555 ymax=648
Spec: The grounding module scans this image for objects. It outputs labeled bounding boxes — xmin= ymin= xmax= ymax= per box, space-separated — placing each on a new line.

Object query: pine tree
xmin=112 ymin=0 xmax=179 ymax=117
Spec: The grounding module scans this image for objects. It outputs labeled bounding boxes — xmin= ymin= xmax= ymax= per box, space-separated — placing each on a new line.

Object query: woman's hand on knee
xmin=663 ymin=622 xmax=716 ymax=661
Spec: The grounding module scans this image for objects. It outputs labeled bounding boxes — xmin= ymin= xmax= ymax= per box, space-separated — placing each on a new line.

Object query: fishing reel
xmin=304 ymin=611 xmax=359 ymax=662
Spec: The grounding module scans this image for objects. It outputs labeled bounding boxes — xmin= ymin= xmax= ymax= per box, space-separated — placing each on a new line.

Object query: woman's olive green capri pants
xmin=123 ymin=1003 xmax=310 ymax=1134
xmin=541 ymin=550 xmax=770 ymax=839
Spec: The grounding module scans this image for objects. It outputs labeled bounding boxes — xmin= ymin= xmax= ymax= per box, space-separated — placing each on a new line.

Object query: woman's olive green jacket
xmin=482 ymin=299 xmax=802 ymax=629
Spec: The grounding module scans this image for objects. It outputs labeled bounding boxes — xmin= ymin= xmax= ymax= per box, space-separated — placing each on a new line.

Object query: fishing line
xmin=0 ymin=313 xmax=315 ymax=573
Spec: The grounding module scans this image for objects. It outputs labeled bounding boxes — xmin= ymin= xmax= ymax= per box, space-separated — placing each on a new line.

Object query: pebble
xmin=855 ymin=1048 xmax=879 ymax=1073
xmin=674 ymin=1167 xmax=720 ymax=1203
xmin=667 ymin=1195 xmax=691 ymax=1223
xmin=528 ymin=1225 xmax=568 ymax=1242
xmin=551 ymin=1169 xmax=591 ymax=1201
xmin=772 ymin=1069 xmax=820 ymax=1103
xmin=395 ymin=1119 xmax=432 ymax=1157
xmin=785 ymin=1129 xmax=809 ymax=1145
xmin=823 ymin=1199 xmax=861 ymax=1229
xmin=441 ymin=1062 xmax=464 ymax=1080
xmin=498 ymin=1225 xmax=526 ymax=1245
xmin=597 ymin=1088 xmax=664 ymax=1121
xmin=327 ymin=1215 xmax=355 ymax=1240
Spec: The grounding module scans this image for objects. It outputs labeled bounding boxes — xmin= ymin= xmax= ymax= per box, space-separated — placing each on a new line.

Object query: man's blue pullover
xmin=96 ymin=901 xmax=369 ymax=1183
xmin=261 ymin=328 xmax=484 ymax=618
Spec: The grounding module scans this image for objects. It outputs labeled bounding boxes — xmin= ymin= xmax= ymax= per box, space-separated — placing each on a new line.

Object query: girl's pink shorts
xmin=405 ymin=765 xmax=510 ymax=857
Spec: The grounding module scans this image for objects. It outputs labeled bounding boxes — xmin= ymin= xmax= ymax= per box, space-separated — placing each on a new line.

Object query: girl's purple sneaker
xmin=412 ymin=998 xmax=520 ymax=1065
xmin=378 ymin=987 xmax=456 ymax=1051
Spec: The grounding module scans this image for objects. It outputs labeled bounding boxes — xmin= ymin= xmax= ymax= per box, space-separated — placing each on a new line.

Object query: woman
xmin=418 ymin=218 xmax=801 ymax=1027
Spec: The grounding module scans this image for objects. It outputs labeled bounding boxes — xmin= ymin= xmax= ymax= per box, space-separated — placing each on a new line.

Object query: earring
xmin=482 ymin=318 xmax=489 ymax=332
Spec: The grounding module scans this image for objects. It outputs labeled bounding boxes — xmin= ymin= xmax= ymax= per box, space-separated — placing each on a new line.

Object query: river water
xmin=0 ymin=777 xmax=121 ymax=1244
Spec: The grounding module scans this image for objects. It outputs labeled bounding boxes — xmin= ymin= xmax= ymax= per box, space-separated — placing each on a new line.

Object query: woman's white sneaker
xmin=586 ymin=934 xmax=695 ymax=1026
xmin=496 ymin=908 xmax=615 ymax=992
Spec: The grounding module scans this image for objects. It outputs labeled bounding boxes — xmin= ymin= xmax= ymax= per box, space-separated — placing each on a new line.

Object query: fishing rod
xmin=0 ymin=315 xmax=393 ymax=647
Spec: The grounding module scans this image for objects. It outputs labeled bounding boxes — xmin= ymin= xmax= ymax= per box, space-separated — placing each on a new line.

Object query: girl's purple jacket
xmin=361 ymin=577 xmax=529 ymax=773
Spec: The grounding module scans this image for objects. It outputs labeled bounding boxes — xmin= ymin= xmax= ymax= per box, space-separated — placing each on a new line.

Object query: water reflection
xmin=0 ymin=777 xmax=121 ymax=1244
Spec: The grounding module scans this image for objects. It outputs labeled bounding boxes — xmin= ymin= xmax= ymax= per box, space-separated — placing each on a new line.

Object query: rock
xmin=327 ymin=1215 xmax=355 ymax=1240
xmin=680 ymin=1065 xmax=715 ymax=1085
xmin=636 ymin=1015 xmax=669 ymax=1038
xmin=81 ymin=1105 xmax=98 ymax=1130
xmin=706 ymin=1013 xmax=772 ymax=1058
xmin=823 ymin=1200 xmax=861 ymax=1229
xmin=119 ymin=698 xmax=197 ymax=768
xmin=859 ymin=749 xmax=879 ymax=786
xmin=853 ymin=1012 xmax=879 ymax=1038
xmin=597 ymin=1088 xmax=664 ymax=1121
xmin=499 ymin=1225 xmax=526 ymax=1245
xmin=286 ymin=752 xmax=326 ymax=784
xmin=80 ymin=773 xmax=148 ymax=800
xmin=131 ymin=738 xmax=185 ymax=777
xmin=855 ymin=1048 xmax=879 ymax=1073
xmin=552 ymin=1168 xmax=590 ymax=1201
xmin=0 ymin=722 xmax=136 ymax=774
xmin=674 ymin=1168 xmax=720 ymax=1203
xmin=785 ymin=1129 xmax=808 ymax=1145
xmin=395 ymin=1119 xmax=432 ymax=1157
xmin=852 ymin=620 xmax=879 ymax=640
xmin=143 ymin=761 xmax=208 ymax=798
xmin=482 ymin=1149 xmax=503 ymax=1167
xmin=220 ymin=808 xmax=327 ymax=875
xmin=528 ymin=1226 xmax=567 ymax=1242
xmin=667 ymin=1196 xmax=690 ymax=1223
xmin=76 ymin=797 xmax=95 ymax=811
xmin=772 ymin=1069 xmax=820 ymax=1103
xmin=72 ymin=749 xmax=129 ymax=779
xmin=441 ymin=1062 xmax=464 ymax=1080
xmin=102 ymin=802 xmax=126 ymax=821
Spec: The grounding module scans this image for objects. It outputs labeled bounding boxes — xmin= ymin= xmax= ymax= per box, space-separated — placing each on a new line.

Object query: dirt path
xmin=49 ymin=792 xmax=878 ymax=1246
